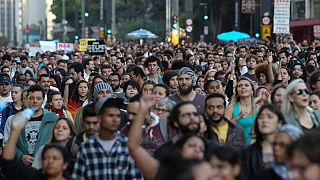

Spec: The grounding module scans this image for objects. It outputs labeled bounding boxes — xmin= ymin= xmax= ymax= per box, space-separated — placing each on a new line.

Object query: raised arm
xmin=127 ymin=95 xmax=159 ymax=180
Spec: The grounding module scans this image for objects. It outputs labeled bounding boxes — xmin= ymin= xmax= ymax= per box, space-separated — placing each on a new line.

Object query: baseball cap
xmin=95 ymin=96 xmax=124 ymax=115
xmin=0 ymin=76 xmax=11 ymax=84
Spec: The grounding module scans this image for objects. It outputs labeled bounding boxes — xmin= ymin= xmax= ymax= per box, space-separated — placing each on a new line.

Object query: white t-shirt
xmin=97 ymin=135 xmax=116 ymax=153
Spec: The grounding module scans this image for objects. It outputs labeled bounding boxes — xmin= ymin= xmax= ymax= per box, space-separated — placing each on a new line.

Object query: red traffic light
xmin=25 ymin=28 xmax=30 ymax=34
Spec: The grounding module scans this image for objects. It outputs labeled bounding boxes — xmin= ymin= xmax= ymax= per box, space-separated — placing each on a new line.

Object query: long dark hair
xmin=254 ymin=103 xmax=286 ymax=143
xmin=70 ymin=80 xmax=88 ymax=103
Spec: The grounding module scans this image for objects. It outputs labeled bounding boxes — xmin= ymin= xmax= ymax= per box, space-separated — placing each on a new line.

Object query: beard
xmin=178 ymin=122 xmax=200 ymax=135
xmin=111 ymin=84 xmax=120 ymax=91
xmin=207 ymin=115 xmax=224 ymax=126
xmin=179 ymin=85 xmax=193 ymax=95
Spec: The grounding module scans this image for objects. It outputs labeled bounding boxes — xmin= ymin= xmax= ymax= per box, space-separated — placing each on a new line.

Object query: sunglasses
xmin=180 ymin=112 xmax=200 ymax=119
xmin=293 ymin=89 xmax=311 ymax=95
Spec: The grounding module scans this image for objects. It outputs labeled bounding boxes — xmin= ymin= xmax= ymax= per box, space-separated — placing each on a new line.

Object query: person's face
xmin=257 ymin=108 xmax=282 ymax=136
xmin=148 ymin=61 xmax=159 ymax=75
xmin=93 ymin=78 xmax=104 ymax=87
xmin=290 ymin=150 xmax=320 ymax=180
xmin=42 ymin=148 xmax=68 ymax=177
xmin=197 ymin=77 xmax=204 ymax=89
xmin=156 ymin=104 xmax=169 ymax=119
xmin=188 ymin=56 xmax=195 ymax=65
xmin=273 ymin=88 xmax=285 ymax=109
xmin=50 ymin=94 xmax=63 ymax=109
xmin=40 ymin=77 xmax=51 ymax=92
xmin=142 ymin=84 xmax=154 ymax=95
xmin=237 ymin=80 xmax=253 ymax=97
xmin=153 ymin=86 xmax=167 ymax=103
xmin=206 ymin=97 xmax=225 ymax=124
xmin=239 ymin=48 xmax=247 ymax=58
xmin=206 ymin=81 xmax=220 ymax=95
xmin=27 ymin=91 xmax=44 ymax=110
xmin=68 ymin=68 xmax=79 ymax=81
xmin=108 ymin=75 xmax=120 ymax=90
xmin=226 ymin=53 xmax=233 ymax=62
xmin=100 ymin=107 xmax=121 ymax=132
xmin=280 ymin=68 xmax=290 ymax=84
xmin=289 ymin=82 xmax=310 ymax=108
xmin=222 ymin=61 xmax=229 ymax=71
xmin=178 ymin=74 xmax=193 ymax=95
xmin=273 ymin=132 xmax=291 ymax=164
xmin=206 ymin=71 xmax=216 ymax=81
xmin=53 ymin=119 xmax=71 ymax=142
xmin=3 ymin=60 xmax=11 ymax=67
xmin=307 ymin=60 xmax=316 ymax=67
xmin=96 ymin=89 xmax=112 ymax=100
xmin=246 ymin=58 xmax=257 ymax=70
xmin=115 ymin=59 xmax=123 ymax=69
xmin=256 ymin=52 xmax=264 ymax=63
xmin=214 ymin=63 xmax=223 ymax=71
xmin=292 ymin=65 xmax=303 ymax=78
xmin=84 ymin=116 xmax=100 ymax=137
xmin=58 ymin=62 xmax=67 ymax=70
xmin=121 ymin=75 xmax=130 ymax=84
xmin=2 ymin=68 xmax=10 ymax=76
xmin=101 ymin=68 xmax=113 ymax=78
xmin=11 ymin=86 xmax=22 ymax=103
xmin=127 ymin=101 xmax=139 ymax=121
xmin=126 ymin=85 xmax=138 ymax=98
xmin=177 ymin=104 xmax=200 ymax=133
xmin=0 ymin=82 xmax=10 ymax=96
xmin=88 ymin=61 xmax=95 ymax=70
xmin=210 ymin=156 xmax=240 ymax=180
xmin=279 ymin=53 xmax=288 ymax=66
xmin=181 ymin=136 xmax=205 ymax=160
xmin=309 ymin=94 xmax=320 ymax=111
xmin=258 ymin=73 xmax=267 ymax=84
xmin=78 ymin=82 xmax=88 ymax=98
xmin=169 ymin=76 xmax=178 ymax=90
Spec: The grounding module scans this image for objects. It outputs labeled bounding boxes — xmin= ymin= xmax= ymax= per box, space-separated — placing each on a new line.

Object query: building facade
xmin=290 ymin=0 xmax=320 ymax=42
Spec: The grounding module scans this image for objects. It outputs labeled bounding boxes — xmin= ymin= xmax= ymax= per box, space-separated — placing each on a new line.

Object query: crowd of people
xmin=0 ymin=37 xmax=320 ymax=179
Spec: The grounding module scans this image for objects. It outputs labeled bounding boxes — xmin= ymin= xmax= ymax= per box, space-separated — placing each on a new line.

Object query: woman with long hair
xmin=46 ymin=91 xmax=73 ymax=121
xmin=32 ymin=117 xmax=76 ymax=169
xmin=66 ymin=80 xmax=88 ymax=119
xmin=226 ymin=77 xmax=257 ymax=144
xmin=281 ymin=78 xmax=320 ymax=131
xmin=241 ymin=104 xmax=285 ymax=179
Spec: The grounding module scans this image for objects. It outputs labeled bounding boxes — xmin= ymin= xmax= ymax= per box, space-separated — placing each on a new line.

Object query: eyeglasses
xmin=156 ymin=108 xmax=169 ymax=113
xmin=293 ymin=89 xmax=311 ymax=96
xmin=180 ymin=112 xmax=199 ymax=119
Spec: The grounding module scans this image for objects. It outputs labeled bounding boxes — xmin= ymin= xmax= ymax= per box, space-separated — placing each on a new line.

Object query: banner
xmin=87 ymin=40 xmax=105 ymax=55
xmin=39 ymin=41 xmax=57 ymax=52
xmin=79 ymin=38 xmax=96 ymax=52
xmin=56 ymin=43 xmax=74 ymax=52
xmin=28 ymin=47 xmax=42 ymax=57
xmin=273 ymin=0 xmax=291 ymax=34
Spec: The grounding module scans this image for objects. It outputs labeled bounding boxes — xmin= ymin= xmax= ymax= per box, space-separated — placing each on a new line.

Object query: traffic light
xmin=25 ymin=28 xmax=30 ymax=34
xmin=255 ymin=33 xmax=260 ymax=38
xmin=204 ymin=15 xmax=208 ymax=20
xmin=172 ymin=15 xmax=178 ymax=29
xmin=74 ymin=35 xmax=79 ymax=40
xmin=107 ymin=29 xmax=112 ymax=34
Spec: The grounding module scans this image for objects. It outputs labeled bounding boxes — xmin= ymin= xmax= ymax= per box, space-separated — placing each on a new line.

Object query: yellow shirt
xmin=212 ymin=122 xmax=229 ymax=144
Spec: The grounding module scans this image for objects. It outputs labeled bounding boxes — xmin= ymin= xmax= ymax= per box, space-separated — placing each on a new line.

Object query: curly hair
xmin=254 ymin=63 xmax=276 ymax=83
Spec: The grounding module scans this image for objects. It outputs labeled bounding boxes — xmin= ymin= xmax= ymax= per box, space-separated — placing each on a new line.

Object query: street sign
xmin=314 ymin=25 xmax=320 ymax=37
xmin=172 ymin=29 xmax=179 ymax=45
xmin=79 ymin=38 xmax=96 ymax=52
xmin=186 ymin=25 xmax=193 ymax=32
xmin=262 ymin=16 xmax=271 ymax=25
xmin=241 ymin=0 xmax=255 ymax=14
xmin=87 ymin=40 xmax=105 ymax=55
xmin=273 ymin=0 xmax=291 ymax=34
xmin=186 ymin=19 xmax=193 ymax=25
xmin=261 ymin=25 xmax=271 ymax=40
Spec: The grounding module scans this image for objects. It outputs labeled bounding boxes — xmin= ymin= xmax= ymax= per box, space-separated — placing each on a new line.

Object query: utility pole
xmin=99 ymin=0 xmax=105 ymax=39
xmin=166 ymin=0 xmax=171 ymax=38
xmin=81 ymin=0 xmax=85 ymax=38
xmin=185 ymin=0 xmax=193 ymax=41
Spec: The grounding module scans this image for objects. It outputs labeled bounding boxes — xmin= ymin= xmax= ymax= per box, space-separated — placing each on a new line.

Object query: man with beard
xmin=204 ymin=93 xmax=245 ymax=150
xmin=83 ymin=58 xmax=95 ymax=82
xmin=114 ymin=57 xmax=126 ymax=76
xmin=108 ymin=73 xmax=125 ymax=99
xmin=38 ymin=74 xmax=59 ymax=107
xmin=169 ymin=67 xmax=206 ymax=113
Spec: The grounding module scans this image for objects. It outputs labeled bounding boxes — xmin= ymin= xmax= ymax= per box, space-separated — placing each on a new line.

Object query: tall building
xmin=0 ymin=0 xmax=18 ymax=45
